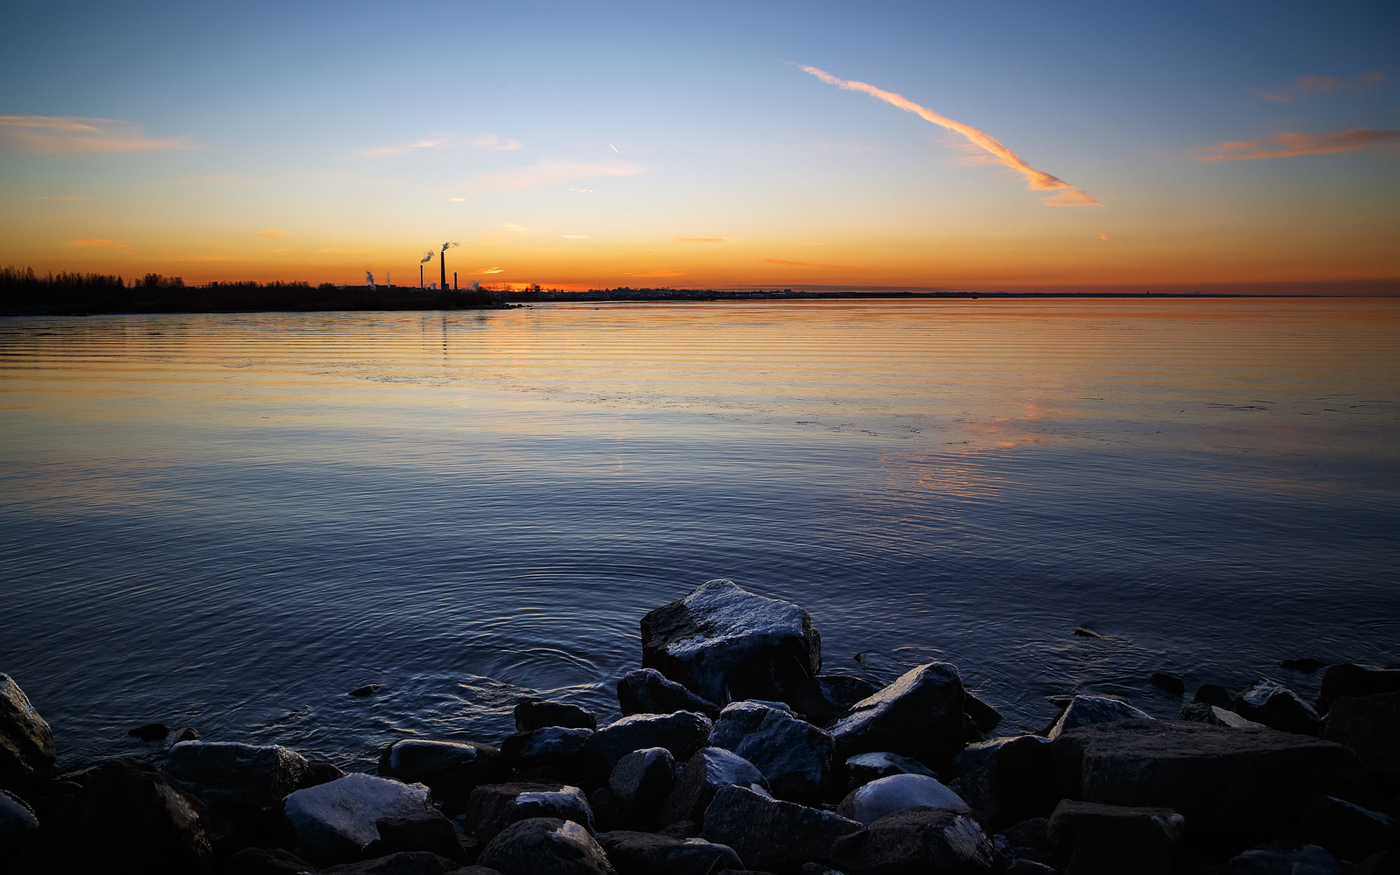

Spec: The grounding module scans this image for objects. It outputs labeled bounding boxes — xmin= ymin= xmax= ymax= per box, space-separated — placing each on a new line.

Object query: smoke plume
xmin=420 ymin=250 xmax=434 ymax=263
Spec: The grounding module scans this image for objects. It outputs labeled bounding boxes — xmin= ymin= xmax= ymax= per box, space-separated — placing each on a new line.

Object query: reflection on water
xmin=1 ymin=299 xmax=1397 ymax=769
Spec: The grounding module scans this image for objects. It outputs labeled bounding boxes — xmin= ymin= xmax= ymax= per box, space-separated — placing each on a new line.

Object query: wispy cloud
xmin=362 ymin=133 xmax=523 ymax=157
xmin=69 ymin=238 xmax=126 ymax=248
xmin=1256 ymin=72 xmax=1384 ymax=103
xmin=449 ymin=197 xmax=466 ymax=202
xmin=760 ymin=257 xmax=858 ymax=269
xmin=34 ymin=195 xmax=90 ymax=200
xmin=677 ymin=236 xmax=725 ymax=243
xmin=569 ymin=188 xmax=594 ymax=194
xmin=1195 ymin=128 xmax=1400 ymax=162
xmin=562 ymin=235 xmax=590 ymax=239
xmin=1100 ymin=234 xmax=1109 ymax=241
xmin=502 ymin=223 xmax=532 ymax=233
xmin=472 ymin=267 xmax=504 ymax=275
xmin=471 ymin=160 xmax=643 ymax=192
xmin=797 ymin=65 xmax=1097 ymax=207
xmin=0 ymin=115 xmax=190 ymax=154
xmin=258 ymin=229 xmax=287 ymax=239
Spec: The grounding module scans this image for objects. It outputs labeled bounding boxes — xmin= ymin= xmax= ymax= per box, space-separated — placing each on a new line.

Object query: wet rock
xmin=1355 ymin=849 xmax=1400 ymax=874
xmin=499 ymin=727 xmax=596 ymax=780
xmin=995 ymin=817 xmax=1054 ymax=869
xmin=1072 ymin=627 xmax=1103 ymax=639
xmin=592 ymin=711 xmax=712 ymax=769
xmin=284 ymin=772 xmax=432 ymax=867
xmin=608 ymin=747 xmax=674 ymax=829
xmin=1181 ymin=703 xmax=1270 ymax=729
xmin=321 ymin=851 xmax=475 ymax=874
xmin=1047 ymin=799 xmax=1184 ymax=875
xmin=1292 ymin=794 xmax=1398 ymax=863
xmin=830 ymin=806 xmax=995 ymax=874
xmin=1046 ymin=696 xmax=1152 ymax=740
xmin=305 ymin=760 xmax=348 ymax=788
xmin=1233 ymin=680 xmax=1324 ymax=736
xmin=845 ymin=752 xmax=938 ymax=792
xmin=1227 ymin=841 xmax=1340 ymax=874
xmin=829 ymin=662 xmax=966 ymax=772
xmin=1150 ymin=672 xmax=1186 ymax=697
xmin=1005 ymin=862 xmax=1055 ymax=875
xmin=227 ymin=846 xmax=322 ymax=874
xmin=173 ymin=727 xmax=199 ymax=744
xmin=363 ymin=810 xmax=468 ymax=863
xmin=466 ymin=782 xmax=594 ymax=844
xmin=836 ymin=773 xmax=967 ymax=826
xmin=1052 ymin=719 xmax=1366 ymax=855
xmin=1319 ymin=665 xmax=1400 ymax=714
xmin=349 ymin=684 xmax=383 ymax=698
xmin=658 ymin=819 xmax=701 ymax=839
xmin=0 ymin=673 xmax=55 ymax=796
xmin=597 ymin=830 xmax=744 ymax=875
xmin=658 ymin=747 xmax=768 ymax=827
xmin=700 ymin=785 xmax=862 ymax=871
xmin=476 ymin=817 xmax=614 ymax=875
xmin=616 ymin=669 xmax=720 ymax=720
xmin=165 ymin=740 xmax=310 ymax=811
xmin=640 ymin=579 xmax=822 ymax=704
xmin=0 ymin=788 xmax=39 ymax=863
xmin=1194 ymin=683 xmax=1235 ymax=709
xmin=589 ymin=786 xmax=625 ymax=832
xmin=1282 ymin=658 xmax=1329 ymax=674
xmin=949 ymin=735 xmax=1056 ymax=827
xmin=711 ymin=701 xmax=835 ymax=803
xmin=378 ymin=739 xmax=503 ymax=814
xmin=788 ymin=675 xmax=881 ymax=727
xmin=515 ymin=699 xmax=597 ymax=733
xmin=964 ymin=692 xmax=1002 ymax=735
xmin=799 ymin=865 xmax=847 ymax=875
xmin=1325 ymin=692 xmax=1400 ymax=780
xmin=129 ymin=722 xmax=171 ymax=741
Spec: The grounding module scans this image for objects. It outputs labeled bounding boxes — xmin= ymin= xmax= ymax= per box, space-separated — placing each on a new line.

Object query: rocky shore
xmin=2 ymin=578 xmax=1398 ymax=874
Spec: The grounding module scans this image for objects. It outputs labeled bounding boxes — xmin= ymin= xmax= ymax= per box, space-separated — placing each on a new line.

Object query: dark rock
xmin=1194 ymin=683 xmax=1236 ymax=709
xmin=304 ymin=760 xmax=348 ymax=789
xmin=379 ymin=739 xmax=503 ymax=814
xmin=1052 ymin=719 xmax=1366 ymax=856
xmin=658 ymin=819 xmax=701 ymax=839
xmin=1282 ymin=659 xmax=1329 ymax=675
xmin=616 ymin=669 xmax=720 ymax=720
xmin=798 ymin=865 xmax=847 ymax=875
xmin=284 ymin=772 xmax=433 ymax=867
xmin=500 ymin=727 xmax=596 ymax=780
xmin=0 ymin=674 xmax=55 ymax=796
xmin=1005 ymin=862 xmax=1055 ymax=875
xmin=1320 ymin=666 xmax=1400 ymax=714
xmin=1072 ymin=627 xmax=1103 ymax=639
xmin=129 ymin=722 xmax=171 ymax=741
xmin=1355 ymin=849 xmax=1400 ymax=874
xmin=836 ymin=774 xmax=967 ymax=825
xmin=1047 ymin=799 xmax=1184 ymax=875
xmin=1181 ymin=703 xmax=1269 ymax=729
xmin=640 ymin=579 xmax=821 ymax=705
xmin=1227 ymin=841 xmax=1340 ymax=874
xmin=227 ymin=846 xmax=322 ymax=874
xmin=589 ymin=786 xmax=625 ymax=832
xmin=322 ymin=850 xmax=487 ymax=873
xmin=164 ymin=740 xmax=310 ymax=811
xmin=1292 ymin=794 xmax=1398 ymax=863
xmin=711 ymin=701 xmax=835 ymax=803
xmin=949 ymin=735 xmax=1056 ymax=827
xmin=466 ymin=782 xmax=594 ymax=844
xmin=1233 ymin=680 xmax=1324 ymax=736
xmin=172 ymin=727 xmax=199 ymax=744
xmin=1046 ymin=696 xmax=1152 ymax=740
xmin=830 ymin=806 xmax=995 ymax=874
xmin=607 ymin=747 xmax=674 ymax=829
xmin=364 ymin=810 xmax=468 ymax=863
xmin=789 ymin=675 xmax=881 ymax=727
xmin=0 ymin=788 xmax=40 ymax=863
xmin=964 ymin=692 xmax=1002 ymax=735
xmin=1326 ymin=692 xmax=1400 ymax=780
xmin=828 ymin=662 xmax=966 ymax=772
xmin=515 ymin=699 xmax=598 ymax=733
xmin=658 ymin=747 xmax=768 ymax=827
xmin=476 ymin=817 xmax=614 ymax=875
xmin=597 ymin=830 xmax=743 ymax=875
xmin=845 ymin=752 xmax=937 ymax=792
xmin=995 ymin=817 xmax=1054 ymax=869
xmin=350 ymin=685 xmax=383 ymax=698
xmin=701 ymin=785 xmax=862 ymax=871
xmin=1150 ymin=672 xmax=1186 ymax=697
xmin=592 ymin=711 xmax=712 ymax=769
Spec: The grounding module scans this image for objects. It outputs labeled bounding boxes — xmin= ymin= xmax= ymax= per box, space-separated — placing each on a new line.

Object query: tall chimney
xmin=440 ymin=251 xmax=447 ymax=292
xmin=420 ymin=264 xmax=423 ymax=290
xmin=454 ymin=271 xmax=458 ymax=291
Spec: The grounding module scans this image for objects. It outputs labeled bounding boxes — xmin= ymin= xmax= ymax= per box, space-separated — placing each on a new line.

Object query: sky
xmin=1 ymin=1 xmax=1397 ymax=292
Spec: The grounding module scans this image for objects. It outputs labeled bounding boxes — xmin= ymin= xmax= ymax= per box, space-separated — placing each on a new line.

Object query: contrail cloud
xmin=798 ymin=65 xmax=1097 ymax=207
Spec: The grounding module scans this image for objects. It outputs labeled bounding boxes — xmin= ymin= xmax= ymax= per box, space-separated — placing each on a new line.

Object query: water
xmin=1 ymin=298 xmax=1397 ymax=771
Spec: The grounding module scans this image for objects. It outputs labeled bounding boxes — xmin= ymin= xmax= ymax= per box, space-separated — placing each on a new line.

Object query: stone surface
xmin=830 ymin=806 xmax=996 ymax=874
xmin=836 ymin=773 xmax=968 ymax=826
xmin=607 ymin=747 xmax=674 ymax=829
xmin=515 ymin=699 xmax=598 ymax=733
xmin=1181 ymin=703 xmax=1270 ymax=729
xmin=284 ymin=772 xmax=432 ymax=867
xmin=829 ymin=662 xmax=966 ymax=772
xmin=378 ymin=739 xmax=502 ymax=814
xmin=1047 ymin=799 xmax=1184 ymax=875
xmin=1194 ymin=684 xmax=1235 ymax=709
xmin=964 ymin=692 xmax=1003 ymax=735
xmin=1150 ymin=672 xmax=1186 ymax=697
xmin=950 ymin=735 xmax=1056 ymax=827
xmin=1046 ymin=696 xmax=1152 ymax=740
xmin=845 ymin=752 xmax=938 ymax=791
xmin=640 ymin=579 xmax=822 ymax=704
xmin=1319 ymin=665 xmax=1400 ymax=714
xmin=349 ymin=684 xmax=384 ymax=698
xmin=995 ymin=817 xmax=1054 ymax=870
xmin=1233 ymin=680 xmax=1324 ymax=736
xmin=1052 ymin=719 xmax=1366 ymax=855
xmin=1281 ymin=658 xmax=1329 ymax=674
xmin=129 ymin=722 xmax=171 ymax=741
xmin=499 ymin=727 xmax=595 ymax=779
xmin=321 ymin=851 xmax=473 ymax=874
xmin=592 ymin=711 xmax=712 ymax=769
xmin=467 ymin=782 xmax=595 ymax=844
xmin=659 ymin=746 xmax=768 ymax=827
xmin=789 ymin=675 xmax=881 ymax=727
xmin=700 ymin=785 xmax=862 ymax=871
xmin=0 ymin=788 xmax=39 ymax=862
xmin=597 ymin=830 xmax=744 ymax=875
xmin=365 ymin=810 xmax=468 ymax=863
xmin=227 ymin=846 xmax=322 ymax=875
xmin=1227 ymin=841 xmax=1340 ymax=874
xmin=616 ymin=669 xmax=720 ymax=719
xmin=711 ymin=701 xmax=835 ymax=803
xmin=1291 ymin=794 xmax=1397 ymax=864
xmin=477 ymin=817 xmax=615 ymax=875
xmin=164 ymin=740 xmax=310 ymax=812
xmin=1325 ymin=692 xmax=1400 ymax=779
xmin=0 ymin=674 xmax=55 ymax=796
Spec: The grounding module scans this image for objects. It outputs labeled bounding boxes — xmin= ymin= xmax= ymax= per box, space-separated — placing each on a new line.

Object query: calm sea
xmin=1 ymin=298 xmax=1397 ymax=770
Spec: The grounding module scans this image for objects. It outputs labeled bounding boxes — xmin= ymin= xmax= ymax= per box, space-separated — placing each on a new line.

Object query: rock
xmin=1194 ymin=683 xmax=1235 ymax=709
xmin=515 ymin=699 xmax=598 ymax=733
xmin=1150 ymin=672 xmax=1186 ymax=697
xmin=658 ymin=819 xmax=701 ymax=839
xmin=1292 ymin=794 xmax=1398 ymax=863
xmin=700 ymin=785 xmax=862 ymax=871
xmin=379 ymin=739 xmax=502 ymax=814
xmin=1046 ymin=799 xmax=1184 ymax=875
xmin=1325 ymin=692 xmax=1400 ymax=779
xmin=322 ymin=851 xmax=487 ymax=873
xmin=0 ymin=674 xmax=55 ymax=796
xmin=964 ymin=692 xmax=1002 ymax=735
xmin=173 ymin=727 xmax=199 ymax=744
xmin=845 ymin=752 xmax=938 ymax=791
xmin=640 ymin=579 xmax=821 ymax=704
xmin=1232 ymin=680 xmax=1324 ymax=736
xmin=164 ymin=740 xmax=311 ymax=811
xmin=608 ymin=748 xmax=674 ymax=829
xmin=499 ymin=727 xmax=596 ymax=780
xmin=129 ymin=722 xmax=171 ymax=741
xmin=0 ymin=788 xmax=40 ymax=863
xmin=362 ymin=810 xmax=467 ymax=863
xmin=476 ymin=817 xmax=614 ymax=875
xmin=950 ymin=735 xmax=1055 ymax=827
xmin=1181 ymin=703 xmax=1270 ymax=729
xmin=284 ymin=772 xmax=433 ymax=867
xmin=350 ymin=685 xmax=383 ymax=698
xmin=828 ymin=663 xmax=966 ymax=772
xmin=466 ymin=782 xmax=595 ymax=843
xmin=1355 ymin=849 xmax=1400 ymax=874
xmin=830 ymin=806 xmax=995 ymax=874
xmin=659 ymin=747 xmax=768 ymax=827
xmin=995 ymin=817 xmax=1054 ymax=869
xmin=1227 ymin=841 xmax=1340 ymax=874
xmin=711 ymin=701 xmax=835 ymax=803
xmin=597 ymin=830 xmax=744 ymax=875
xmin=799 ymin=865 xmax=847 ymax=875
xmin=305 ymin=760 xmax=348 ymax=788
xmin=788 ymin=675 xmax=881 ymax=727
xmin=1053 ymin=719 xmax=1366 ymax=856
xmin=1046 ymin=696 xmax=1152 ymax=740
xmin=1319 ymin=665 xmax=1400 ymax=714
xmin=1072 ymin=627 xmax=1103 ymax=639
xmin=589 ymin=786 xmax=625 ymax=832
xmin=1005 ymin=862 xmax=1055 ymax=875
xmin=227 ymin=846 xmax=322 ymax=874
xmin=836 ymin=774 xmax=967 ymax=825
xmin=1281 ymin=658 xmax=1329 ymax=674
xmin=616 ymin=669 xmax=720 ymax=720
xmin=592 ymin=712 xmax=712 ymax=769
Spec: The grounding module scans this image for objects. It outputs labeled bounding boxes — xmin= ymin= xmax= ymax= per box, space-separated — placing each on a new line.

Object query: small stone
xmin=349 ymin=684 xmax=383 ymax=698
xmin=1281 ymin=658 xmax=1328 ymax=674
xmin=284 ymin=772 xmax=432 ymax=867
xmin=1193 ymin=683 xmax=1235 ymax=709
xmin=616 ymin=669 xmax=720 ymax=719
xmin=1046 ymin=696 xmax=1152 ymax=740
xmin=592 ymin=711 xmax=712 ymax=769
xmin=465 ymin=782 xmax=594 ymax=844
xmin=835 ymin=773 xmax=967 ymax=826
xmin=1150 ymin=672 xmax=1186 ymax=697
xmin=1227 ymin=841 xmax=1340 ymax=874
xmin=128 ymin=722 xmax=171 ymax=741
xmin=659 ymin=747 xmax=768 ymax=827
xmin=514 ymin=699 xmax=597 ymax=733
xmin=1232 ymin=680 xmax=1324 ymax=736
xmin=1072 ymin=627 xmax=1104 ymax=639
xmin=477 ymin=818 xmax=614 ymax=875
xmin=710 ymin=701 xmax=835 ymax=804
xmin=172 ymin=727 xmax=199 ymax=744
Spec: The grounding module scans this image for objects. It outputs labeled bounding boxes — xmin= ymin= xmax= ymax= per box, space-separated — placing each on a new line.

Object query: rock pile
xmin=1 ymin=579 xmax=1398 ymax=874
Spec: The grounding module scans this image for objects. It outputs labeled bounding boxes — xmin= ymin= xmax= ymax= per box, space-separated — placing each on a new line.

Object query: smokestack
xmin=454 ymin=271 xmax=457 ymax=291
xmin=440 ymin=250 xmax=446 ymax=292
xmin=420 ymin=264 xmax=423 ymax=290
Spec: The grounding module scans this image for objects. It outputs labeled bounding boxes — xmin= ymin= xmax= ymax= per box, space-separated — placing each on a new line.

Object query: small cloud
xmin=1195 ymin=128 xmax=1400 ymax=162
xmin=562 ymin=235 xmax=590 ymax=239
xmin=471 ymin=159 xmax=643 ymax=192
xmin=258 ymin=229 xmax=287 ymax=239
xmin=33 ymin=195 xmax=89 ymax=200
xmin=609 ymin=143 xmax=620 ymax=154
xmin=1256 ymin=71 xmax=1384 ymax=103
xmin=69 ymin=238 xmax=126 ymax=248
xmin=569 ymin=188 xmax=594 ymax=194
xmin=449 ymin=197 xmax=466 ymax=202
xmin=503 ymin=223 xmax=532 ymax=232
xmin=362 ymin=133 xmax=523 ymax=157
xmin=472 ymin=267 xmax=505 ymax=275
xmin=1100 ymin=233 xmax=1109 ymax=241
xmin=676 ymin=236 xmax=725 ymax=243
xmin=0 ymin=115 xmax=191 ymax=154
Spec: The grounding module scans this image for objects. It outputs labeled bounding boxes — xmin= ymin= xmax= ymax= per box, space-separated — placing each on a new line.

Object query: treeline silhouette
xmin=1 ymin=267 xmax=497 ymax=314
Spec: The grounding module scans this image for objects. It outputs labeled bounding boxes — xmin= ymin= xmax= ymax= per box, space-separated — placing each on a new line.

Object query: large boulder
xmin=515 ymin=700 xmax=597 ymax=733
xmin=499 ymin=727 xmax=596 ymax=780
xmin=592 ymin=712 xmax=712 ymax=769
xmin=364 ymin=810 xmax=469 ymax=863
xmin=476 ymin=817 xmax=614 ymax=875
xmin=466 ymin=782 xmax=595 ymax=844
xmin=845 ymin=752 xmax=938 ymax=792
xmin=1325 ymin=692 xmax=1400 ymax=780
xmin=836 ymin=773 xmax=967 ymax=826
xmin=164 ymin=741 xmax=310 ymax=810
xmin=0 ymin=674 xmax=55 ymax=796
xmin=0 ymin=788 xmax=40 ymax=864
xmin=950 ymin=735 xmax=1056 ymax=828
xmin=658 ymin=747 xmax=768 ymax=827
xmin=789 ymin=675 xmax=881 ymax=727
xmin=1046 ymin=696 xmax=1152 ymax=740
xmin=284 ymin=772 xmax=432 ymax=867
xmin=597 ymin=830 xmax=743 ymax=875
xmin=1046 ymin=799 xmax=1185 ymax=875
xmin=829 ymin=663 xmax=966 ymax=772
xmin=710 ymin=701 xmax=835 ymax=803
xmin=1232 ymin=681 xmax=1324 ymax=736
xmin=1292 ymin=794 xmax=1397 ymax=864
xmin=1052 ymin=719 xmax=1366 ymax=856
xmin=616 ymin=669 xmax=720 ymax=719
xmin=1318 ymin=665 xmax=1400 ymax=714
xmin=700 ymin=784 xmax=862 ymax=871
xmin=1227 ymin=841 xmax=1340 ymax=874
xmin=830 ymin=806 xmax=996 ymax=874
xmin=378 ymin=739 xmax=502 ymax=814
xmin=640 ymin=579 xmax=821 ymax=704
xmin=608 ymin=748 xmax=674 ymax=829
